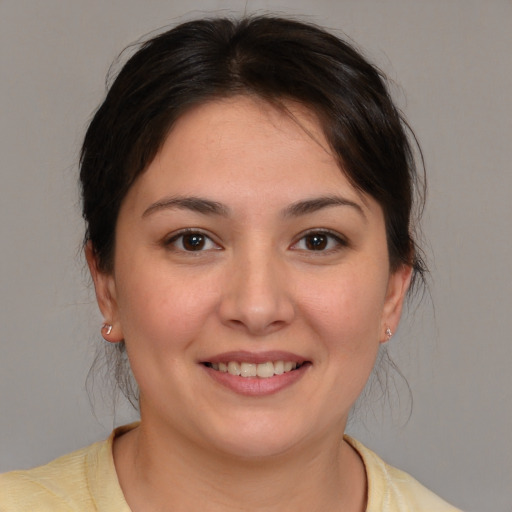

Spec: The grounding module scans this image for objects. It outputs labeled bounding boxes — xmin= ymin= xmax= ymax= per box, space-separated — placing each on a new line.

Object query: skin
xmin=87 ymin=96 xmax=412 ymax=512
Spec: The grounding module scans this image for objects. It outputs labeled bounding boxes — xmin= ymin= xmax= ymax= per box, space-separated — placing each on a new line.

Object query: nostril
xmin=217 ymin=273 xmax=296 ymax=335
xmin=226 ymin=319 xmax=248 ymax=330
xmin=225 ymin=318 xmax=290 ymax=336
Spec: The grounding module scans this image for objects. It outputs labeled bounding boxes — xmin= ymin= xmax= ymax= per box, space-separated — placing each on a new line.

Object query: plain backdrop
xmin=1 ymin=1 xmax=511 ymax=511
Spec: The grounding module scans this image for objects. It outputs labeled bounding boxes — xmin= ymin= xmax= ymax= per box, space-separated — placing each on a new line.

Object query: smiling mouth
xmin=203 ymin=361 xmax=307 ymax=379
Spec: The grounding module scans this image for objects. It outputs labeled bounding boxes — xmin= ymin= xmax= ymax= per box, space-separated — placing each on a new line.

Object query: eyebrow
xmin=142 ymin=194 xmax=366 ymax=220
xmin=282 ymin=195 xmax=366 ymax=220
xmin=142 ymin=196 xmax=230 ymax=218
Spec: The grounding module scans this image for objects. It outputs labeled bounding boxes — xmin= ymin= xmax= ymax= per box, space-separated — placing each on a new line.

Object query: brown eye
xmin=182 ymin=233 xmax=206 ymax=251
xmin=305 ymin=233 xmax=328 ymax=251
xmin=166 ymin=231 xmax=220 ymax=252
xmin=291 ymin=230 xmax=347 ymax=253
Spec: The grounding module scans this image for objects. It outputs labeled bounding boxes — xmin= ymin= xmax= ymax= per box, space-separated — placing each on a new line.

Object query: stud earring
xmin=102 ymin=323 xmax=113 ymax=335
xmin=385 ymin=327 xmax=393 ymax=340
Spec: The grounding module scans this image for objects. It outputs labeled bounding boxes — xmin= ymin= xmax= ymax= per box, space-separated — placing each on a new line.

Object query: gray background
xmin=1 ymin=1 xmax=511 ymax=511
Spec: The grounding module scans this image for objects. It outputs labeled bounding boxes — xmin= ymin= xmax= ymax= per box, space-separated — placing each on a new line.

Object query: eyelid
xmin=164 ymin=228 xmax=222 ymax=251
xmin=290 ymin=229 xmax=348 ymax=252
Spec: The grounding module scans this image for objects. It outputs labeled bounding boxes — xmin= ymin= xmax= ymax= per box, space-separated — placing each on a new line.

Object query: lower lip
xmin=203 ymin=364 xmax=310 ymax=396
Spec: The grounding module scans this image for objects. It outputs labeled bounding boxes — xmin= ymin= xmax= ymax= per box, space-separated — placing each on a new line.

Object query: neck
xmin=113 ymin=420 xmax=367 ymax=512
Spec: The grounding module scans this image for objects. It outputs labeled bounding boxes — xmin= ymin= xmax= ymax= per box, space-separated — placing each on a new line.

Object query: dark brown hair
xmin=81 ymin=15 xmax=426 ymax=406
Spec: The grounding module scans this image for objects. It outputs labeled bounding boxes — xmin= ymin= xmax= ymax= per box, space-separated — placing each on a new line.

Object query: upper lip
xmin=201 ymin=350 xmax=308 ymax=365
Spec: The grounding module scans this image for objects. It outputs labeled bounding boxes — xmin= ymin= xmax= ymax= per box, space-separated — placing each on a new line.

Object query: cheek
xmin=113 ymin=268 xmax=220 ymax=402
xmin=308 ymin=275 xmax=386 ymax=401
xmin=300 ymin=269 xmax=387 ymax=349
xmin=115 ymin=263 xmax=218 ymax=355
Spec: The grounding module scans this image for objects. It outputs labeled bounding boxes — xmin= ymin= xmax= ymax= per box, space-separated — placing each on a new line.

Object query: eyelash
xmin=164 ymin=229 xmax=221 ymax=252
xmin=163 ymin=228 xmax=348 ymax=254
xmin=291 ymin=230 xmax=348 ymax=253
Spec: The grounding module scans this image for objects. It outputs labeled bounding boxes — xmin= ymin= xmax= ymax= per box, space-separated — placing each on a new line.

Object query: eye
xmin=166 ymin=230 xmax=220 ymax=252
xmin=291 ymin=230 xmax=347 ymax=252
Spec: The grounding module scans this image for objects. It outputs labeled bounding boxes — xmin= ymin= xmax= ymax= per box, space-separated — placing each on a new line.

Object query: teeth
xmin=240 ymin=362 xmax=257 ymax=377
xmin=209 ymin=360 xmax=302 ymax=378
xmin=274 ymin=360 xmax=284 ymax=375
xmin=227 ymin=361 xmax=240 ymax=375
xmin=284 ymin=361 xmax=294 ymax=372
xmin=256 ymin=361 xmax=274 ymax=378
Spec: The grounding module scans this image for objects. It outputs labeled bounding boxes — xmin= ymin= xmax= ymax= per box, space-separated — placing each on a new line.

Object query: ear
xmin=380 ymin=264 xmax=413 ymax=343
xmin=85 ymin=242 xmax=123 ymax=343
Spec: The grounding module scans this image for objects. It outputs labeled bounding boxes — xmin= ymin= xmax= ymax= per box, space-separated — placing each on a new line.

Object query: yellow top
xmin=0 ymin=424 xmax=462 ymax=511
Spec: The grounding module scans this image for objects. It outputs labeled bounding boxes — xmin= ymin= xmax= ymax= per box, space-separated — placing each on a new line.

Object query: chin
xmin=214 ymin=431 xmax=303 ymax=460
xmin=197 ymin=412 xmax=326 ymax=460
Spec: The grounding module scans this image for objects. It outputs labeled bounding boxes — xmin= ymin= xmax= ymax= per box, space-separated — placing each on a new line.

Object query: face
xmin=89 ymin=96 xmax=411 ymax=458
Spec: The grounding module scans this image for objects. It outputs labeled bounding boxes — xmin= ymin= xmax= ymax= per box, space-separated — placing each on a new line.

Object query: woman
xmin=0 ymin=16 xmax=462 ymax=511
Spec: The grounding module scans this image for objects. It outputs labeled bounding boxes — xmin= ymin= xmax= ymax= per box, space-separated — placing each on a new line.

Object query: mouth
xmin=201 ymin=352 xmax=310 ymax=395
xmin=203 ymin=360 xmax=307 ymax=379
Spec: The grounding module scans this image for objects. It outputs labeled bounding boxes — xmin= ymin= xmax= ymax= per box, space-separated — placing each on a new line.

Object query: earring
xmin=385 ymin=327 xmax=393 ymax=340
xmin=102 ymin=323 xmax=113 ymax=335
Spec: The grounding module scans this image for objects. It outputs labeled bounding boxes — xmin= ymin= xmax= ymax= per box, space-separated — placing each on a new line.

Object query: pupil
xmin=183 ymin=234 xmax=205 ymax=251
xmin=306 ymin=234 xmax=327 ymax=250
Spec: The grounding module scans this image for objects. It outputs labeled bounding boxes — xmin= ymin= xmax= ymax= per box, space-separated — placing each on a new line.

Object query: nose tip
xmin=226 ymin=307 xmax=292 ymax=336
xmin=218 ymin=261 xmax=295 ymax=336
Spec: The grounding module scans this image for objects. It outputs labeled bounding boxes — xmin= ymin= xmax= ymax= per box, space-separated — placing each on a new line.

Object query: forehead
xmin=122 ymin=96 xmax=373 ymax=215
xmin=168 ymin=97 xmax=330 ymax=156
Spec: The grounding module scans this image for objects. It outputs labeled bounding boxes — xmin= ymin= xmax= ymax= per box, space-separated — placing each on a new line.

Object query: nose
xmin=218 ymin=249 xmax=295 ymax=336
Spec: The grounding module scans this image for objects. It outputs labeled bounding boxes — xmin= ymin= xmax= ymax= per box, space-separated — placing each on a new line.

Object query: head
xmin=81 ymin=16 xmax=425 ymax=423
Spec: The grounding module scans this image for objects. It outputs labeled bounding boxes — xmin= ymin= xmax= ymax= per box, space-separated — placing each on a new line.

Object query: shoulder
xmin=0 ymin=443 xmax=95 ymax=511
xmin=345 ymin=436 xmax=463 ymax=512
xmin=0 ymin=424 xmax=136 ymax=512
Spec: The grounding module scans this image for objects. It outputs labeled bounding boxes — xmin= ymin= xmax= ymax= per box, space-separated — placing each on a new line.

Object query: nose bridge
xmin=219 ymin=240 xmax=294 ymax=335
